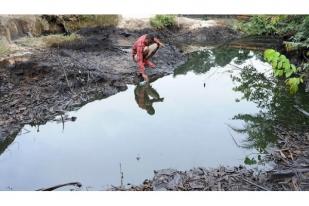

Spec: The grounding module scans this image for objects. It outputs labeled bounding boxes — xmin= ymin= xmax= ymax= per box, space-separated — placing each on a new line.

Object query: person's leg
xmin=134 ymin=54 xmax=145 ymax=81
xmin=134 ymin=54 xmax=138 ymax=62
xmin=143 ymin=44 xmax=159 ymax=68
xmin=144 ymin=43 xmax=159 ymax=60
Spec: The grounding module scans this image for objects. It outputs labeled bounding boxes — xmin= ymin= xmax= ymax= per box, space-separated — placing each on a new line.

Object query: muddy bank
xmin=0 ymin=28 xmax=185 ymax=144
xmin=0 ymin=16 xmax=241 ymax=146
xmin=109 ymin=126 xmax=309 ymax=191
xmin=110 ymin=167 xmax=274 ymax=191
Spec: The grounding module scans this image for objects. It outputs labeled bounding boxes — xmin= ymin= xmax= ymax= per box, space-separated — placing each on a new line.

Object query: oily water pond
xmin=1 ymin=46 xmax=309 ymax=190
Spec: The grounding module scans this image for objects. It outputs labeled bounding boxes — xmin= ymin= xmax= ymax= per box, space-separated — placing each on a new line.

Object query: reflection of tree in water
xmin=231 ymin=65 xmax=309 ymax=153
xmin=134 ymin=83 xmax=164 ymax=115
xmin=174 ymin=47 xmax=255 ymax=76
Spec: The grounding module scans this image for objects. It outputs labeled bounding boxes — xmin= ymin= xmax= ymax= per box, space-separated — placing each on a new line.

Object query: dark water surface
xmin=1 ymin=47 xmax=308 ymax=190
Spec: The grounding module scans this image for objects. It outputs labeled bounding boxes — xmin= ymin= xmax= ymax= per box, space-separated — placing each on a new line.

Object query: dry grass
xmin=43 ymin=33 xmax=82 ymax=47
xmin=0 ymin=38 xmax=11 ymax=57
xmin=65 ymin=15 xmax=120 ymax=31
xmin=15 ymin=33 xmax=82 ymax=48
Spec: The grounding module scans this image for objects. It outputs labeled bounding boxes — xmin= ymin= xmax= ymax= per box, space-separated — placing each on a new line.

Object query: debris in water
xmin=136 ymin=154 xmax=141 ymax=161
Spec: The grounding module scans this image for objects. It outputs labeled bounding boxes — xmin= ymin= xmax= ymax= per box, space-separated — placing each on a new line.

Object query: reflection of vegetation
xmin=238 ymin=15 xmax=309 ymax=95
xmin=231 ymin=113 xmax=277 ymax=153
xmin=231 ymin=65 xmax=309 ymax=153
xmin=174 ymin=47 xmax=254 ymax=76
xmin=244 ymin=156 xmax=258 ymax=165
xmin=231 ymin=65 xmax=274 ymax=109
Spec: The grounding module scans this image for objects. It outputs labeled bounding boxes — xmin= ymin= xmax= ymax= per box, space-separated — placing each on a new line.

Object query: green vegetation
xmin=150 ymin=15 xmax=177 ymax=30
xmin=244 ymin=156 xmax=257 ymax=165
xmin=238 ymin=15 xmax=309 ymax=50
xmin=264 ymin=49 xmax=303 ymax=94
xmin=239 ymin=15 xmax=303 ymax=37
xmin=286 ymin=16 xmax=309 ymax=50
xmin=231 ymin=65 xmax=309 ymax=153
xmin=174 ymin=47 xmax=254 ymax=76
xmin=238 ymin=15 xmax=309 ymax=94
xmin=264 ymin=49 xmax=299 ymax=78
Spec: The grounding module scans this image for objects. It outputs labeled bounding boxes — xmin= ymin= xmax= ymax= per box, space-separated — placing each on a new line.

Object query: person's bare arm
xmin=154 ymin=38 xmax=165 ymax=47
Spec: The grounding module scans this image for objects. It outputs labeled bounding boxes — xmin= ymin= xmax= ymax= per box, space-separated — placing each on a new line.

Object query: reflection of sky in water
xmin=0 ymin=53 xmax=271 ymax=190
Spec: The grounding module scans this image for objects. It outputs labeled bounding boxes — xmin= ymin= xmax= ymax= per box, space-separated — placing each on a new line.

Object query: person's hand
xmin=159 ymin=42 xmax=165 ymax=48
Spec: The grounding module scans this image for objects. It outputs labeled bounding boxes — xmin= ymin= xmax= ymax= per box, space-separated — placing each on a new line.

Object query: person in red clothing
xmin=132 ymin=33 xmax=164 ymax=82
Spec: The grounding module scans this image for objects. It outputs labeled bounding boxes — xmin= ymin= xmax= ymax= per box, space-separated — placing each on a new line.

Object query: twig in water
xmin=120 ymin=163 xmax=124 ymax=188
xmin=226 ymin=127 xmax=242 ymax=148
xmin=60 ymin=114 xmax=65 ymax=132
xmin=228 ymin=63 xmax=243 ymax=70
xmin=294 ymin=105 xmax=309 ymax=117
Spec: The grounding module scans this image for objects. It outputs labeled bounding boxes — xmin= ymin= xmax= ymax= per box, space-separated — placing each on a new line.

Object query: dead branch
xmin=36 ymin=182 xmax=82 ymax=191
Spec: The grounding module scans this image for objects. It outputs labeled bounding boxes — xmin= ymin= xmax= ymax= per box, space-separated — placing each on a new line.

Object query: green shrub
xmin=150 ymin=15 xmax=176 ymax=30
xmin=264 ymin=49 xmax=299 ymax=78
xmin=290 ymin=16 xmax=309 ymax=48
xmin=239 ymin=15 xmax=304 ymax=37
xmin=264 ymin=49 xmax=303 ymax=94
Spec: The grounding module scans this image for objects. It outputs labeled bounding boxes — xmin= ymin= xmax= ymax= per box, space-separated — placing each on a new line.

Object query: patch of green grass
xmin=150 ymin=15 xmax=177 ymax=30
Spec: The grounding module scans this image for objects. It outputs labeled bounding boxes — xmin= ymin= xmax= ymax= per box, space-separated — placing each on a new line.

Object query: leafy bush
xmin=264 ymin=49 xmax=299 ymax=78
xmin=264 ymin=49 xmax=303 ymax=94
xmin=239 ymin=15 xmax=305 ymax=37
xmin=292 ymin=16 xmax=309 ymax=42
xmin=286 ymin=77 xmax=304 ymax=94
xmin=150 ymin=15 xmax=176 ymax=30
xmin=290 ymin=16 xmax=309 ymax=49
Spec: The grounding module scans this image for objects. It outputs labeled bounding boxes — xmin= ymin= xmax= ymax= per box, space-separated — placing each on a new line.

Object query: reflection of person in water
xmin=134 ymin=83 xmax=164 ymax=115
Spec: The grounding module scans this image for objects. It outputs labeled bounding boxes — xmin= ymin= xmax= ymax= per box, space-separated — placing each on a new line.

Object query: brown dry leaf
xmin=291 ymin=177 xmax=299 ymax=191
xmin=289 ymin=150 xmax=294 ymax=160
xmin=279 ymin=150 xmax=287 ymax=159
